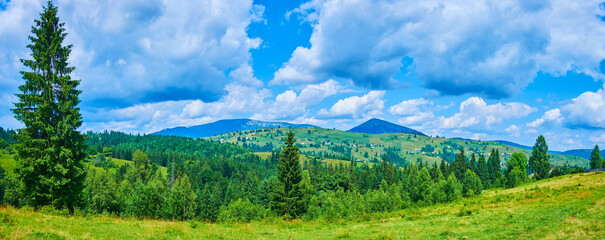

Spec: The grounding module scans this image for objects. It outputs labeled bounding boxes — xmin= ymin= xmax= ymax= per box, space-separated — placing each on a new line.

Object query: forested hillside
xmin=209 ymin=128 xmax=589 ymax=168
xmin=5 ymin=128 xmax=585 ymax=222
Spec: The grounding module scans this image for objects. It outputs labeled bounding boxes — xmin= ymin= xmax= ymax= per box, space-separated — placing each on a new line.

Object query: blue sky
xmin=1 ymin=0 xmax=605 ymax=151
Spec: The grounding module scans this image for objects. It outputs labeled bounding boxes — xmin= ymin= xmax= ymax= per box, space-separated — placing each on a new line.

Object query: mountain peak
xmin=348 ymin=118 xmax=425 ymax=135
xmin=152 ymin=119 xmax=317 ymax=138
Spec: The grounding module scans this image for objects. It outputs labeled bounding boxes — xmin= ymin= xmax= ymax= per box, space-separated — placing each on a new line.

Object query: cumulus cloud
xmin=0 ymin=0 xmax=265 ymax=108
xmin=274 ymin=0 xmax=605 ymax=98
xmin=437 ymin=97 xmax=535 ymax=131
xmin=254 ymin=79 xmax=342 ymax=120
xmin=560 ymin=87 xmax=605 ymax=129
xmin=389 ymin=98 xmax=431 ymax=116
xmin=505 ymin=124 xmax=521 ymax=137
xmin=527 ymin=108 xmax=563 ymax=128
xmin=390 ymin=98 xmax=434 ymax=126
xmin=318 ymin=91 xmax=385 ymax=118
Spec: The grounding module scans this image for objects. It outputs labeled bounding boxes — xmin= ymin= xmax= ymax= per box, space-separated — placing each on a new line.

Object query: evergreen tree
xmin=452 ymin=148 xmax=467 ymax=181
xmin=487 ymin=149 xmax=502 ymax=185
xmin=462 ymin=169 xmax=482 ymax=197
xmin=167 ymin=175 xmax=198 ymax=220
xmin=590 ymin=145 xmax=602 ymax=169
xmin=12 ymin=1 xmax=86 ymax=213
xmin=469 ymin=153 xmax=477 ymax=173
xmin=272 ymin=130 xmax=304 ymax=218
xmin=529 ymin=135 xmax=551 ymax=180
xmin=476 ymin=154 xmax=488 ymax=186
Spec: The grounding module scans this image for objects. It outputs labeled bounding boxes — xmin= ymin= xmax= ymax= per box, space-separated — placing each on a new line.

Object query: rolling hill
xmin=348 ymin=118 xmax=425 ymax=135
xmin=208 ymin=127 xmax=589 ymax=168
xmin=492 ymin=140 xmax=605 ymax=160
xmin=151 ymin=119 xmax=317 ymax=138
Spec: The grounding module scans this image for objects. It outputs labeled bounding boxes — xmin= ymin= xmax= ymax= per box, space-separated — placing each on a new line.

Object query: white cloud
xmin=318 ymin=91 xmax=385 ymax=118
xmin=438 ymin=97 xmax=535 ymax=131
xmin=560 ymin=87 xmax=605 ymax=129
xmin=255 ymin=79 xmax=342 ymax=120
xmin=0 ymin=0 xmax=264 ymax=108
xmin=527 ymin=108 xmax=563 ymax=128
xmin=182 ymin=84 xmax=270 ymax=119
xmin=389 ymin=98 xmax=431 ymax=116
xmin=390 ymin=97 xmax=435 ymax=126
xmin=590 ymin=133 xmax=605 ymax=144
xmin=274 ymin=0 xmax=605 ymax=98
xmin=397 ymin=111 xmax=435 ymax=126
xmin=505 ymin=124 xmax=521 ymax=137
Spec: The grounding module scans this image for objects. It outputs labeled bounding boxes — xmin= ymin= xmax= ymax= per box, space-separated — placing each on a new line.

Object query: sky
xmin=1 ymin=0 xmax=605 ymax=151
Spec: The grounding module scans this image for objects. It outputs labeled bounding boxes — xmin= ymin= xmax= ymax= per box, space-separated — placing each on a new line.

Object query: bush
xmin=218 ymin=198 xmax=269 ymax=222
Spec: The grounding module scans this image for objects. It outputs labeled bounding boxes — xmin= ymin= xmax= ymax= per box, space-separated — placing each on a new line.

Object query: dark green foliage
xmin=125 ymin=171 xmax=167 ymax=218
xmin=452 ymin=148 xmax=467 ymax=181
xmin=590 ymin=145 xmax=602 ymax=169
xmin=462 ymin=170 xmax=482 ymax=197
xmin=529 ymin=135 xmax=551 ymax=180
xmin=11 ymin=1 xmax=85 ymax=213
xmin=167 ymin=175 xmax=198 ymax=220
xmin=505 ymin=152 xmax=528 ymax=188
xmin=487 ymin=149 xmax=502 ymax=185
xmin=83 ymin=168 xmax=119 ymax=215
xmin=218 ymin=198 xmax=269 ymax=222
xmin=443 ymin=174 xmax=462 ymax=202
xmin=273 ymin=130 xmax=304 ymax=218
xmin=0 ymin=127 xmax=17 ymax=145
xmin=476 ymin=154 xmax=488 ymax=185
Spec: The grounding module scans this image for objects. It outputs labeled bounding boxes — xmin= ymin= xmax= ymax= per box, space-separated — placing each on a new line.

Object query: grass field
xmin=0 ymin=172 xmax=602 ymax=239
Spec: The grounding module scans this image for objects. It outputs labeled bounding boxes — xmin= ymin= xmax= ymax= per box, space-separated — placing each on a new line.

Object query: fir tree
xmin=590 ymin=145 xmax=602 ymax=169
xmin=476 ymin=154 xmax=488 ymax=186
xmin=529 ymin=135 xmax=551 ymax=180
xmin=272 ymin=130 xmax=304 ymax=218
xmin=12 ymin=1 xmax=86 ymax=213
xmin=487 ymin=149 xmax=502 ymax=185
xmin=452 ymin=148 xmax=467 ymax=181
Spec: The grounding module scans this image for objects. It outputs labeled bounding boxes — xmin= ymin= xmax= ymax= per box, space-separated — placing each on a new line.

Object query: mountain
xmin=152 ymin=119 xmax=318 ymax=138
xmin=558 ymin=149 xmax=605 ymax=160
xmin=348 ymin=118 xmax=425 ymax=135
xmin=491 ymin=140 xmax=533 ymax=151
xmin=492 ymin=140 xmax=605 ymax=160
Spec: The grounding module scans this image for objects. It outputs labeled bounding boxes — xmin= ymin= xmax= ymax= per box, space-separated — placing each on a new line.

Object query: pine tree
xmin=487 ymin=149 xmax=502 ymax=185
xmin=167 ymin=175 xmax=198 ymax=220
xmin=452 ymin=148 xmax=467 ymax=181
xmin=476 ymin=154 xmax=488 ymax=186
xmin=529 ymin=135 xmax=551 ymax=180
xmin=590 ymin=145 xmax=602 ymax=169
xmin=272 ymin=129 xmax=304 ymax=218
xmin=12 ymin=1 xmax=86 ymax=213
xmin=469 ymin=153 xmax=477 ymax=173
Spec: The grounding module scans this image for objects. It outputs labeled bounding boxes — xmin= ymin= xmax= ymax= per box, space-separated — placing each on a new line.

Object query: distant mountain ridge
xmin=152 ymin=119 xmax=318 ymax=138
xmin=348 ymin=118 xmax=425 ymax=136
xmin=492 ymin=140 xmax=604 ymax=160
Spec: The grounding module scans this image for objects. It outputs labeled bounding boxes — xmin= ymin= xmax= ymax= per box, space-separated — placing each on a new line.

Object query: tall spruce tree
xmin=476 ymin=154 xmax=488 ymax=186
xmin=272 ymin=129 xmax=304 ymax=218
xmin=12 ymin=1 xmax=86 ymax=213
xmin=590 ymin=145 xmax=602 ymax=169
xmin=529 ymin=135 xmax=551 ymax=180
xmin=452 ymin=148 xmax=467 ymax=181
xmin=487 ymin=149 xmax=502 ymax=185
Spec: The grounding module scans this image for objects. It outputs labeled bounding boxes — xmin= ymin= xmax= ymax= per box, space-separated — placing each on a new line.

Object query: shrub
xmin=218 ymin=198 xmax=269 ymax=222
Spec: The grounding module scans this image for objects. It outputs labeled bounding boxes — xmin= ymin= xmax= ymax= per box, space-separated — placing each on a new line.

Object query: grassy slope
xmin=0 ymin=151 xmax=168 ymax=177
xmin=210 ymin=128 xmax=588 ymax=167
xmin=0 ymin=172 xmax=602 ymax=239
